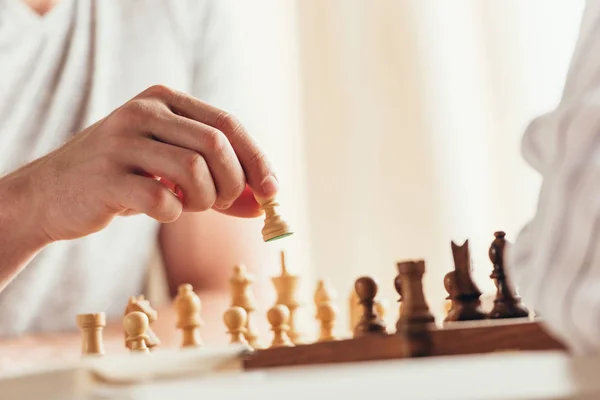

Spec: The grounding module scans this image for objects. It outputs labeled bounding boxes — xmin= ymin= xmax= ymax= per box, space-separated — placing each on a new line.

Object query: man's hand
xmin=6 ymin=85 xmax=278 ymax=242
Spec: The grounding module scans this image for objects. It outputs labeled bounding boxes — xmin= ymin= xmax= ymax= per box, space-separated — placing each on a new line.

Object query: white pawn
xmin=267 ymin=304 xmax=293 ymax=347
xmin=223 ymin=306 xmax=248 ymax=345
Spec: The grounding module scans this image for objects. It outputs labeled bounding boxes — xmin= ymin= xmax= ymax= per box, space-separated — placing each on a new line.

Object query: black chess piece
xmin=394 ymin=260 xmax=435 ymax=357
xmin=443 ymin=270 xmax=455 ymax=316
xmin=444 ymin=240 xmax=487 ymax=322
xmin=353 ymin=276 xmax=386 ymax=337
xmin=394 ymin=273 xmax=404 ymax=316
xmin=488 ymin=231 xmax=529 ymax=319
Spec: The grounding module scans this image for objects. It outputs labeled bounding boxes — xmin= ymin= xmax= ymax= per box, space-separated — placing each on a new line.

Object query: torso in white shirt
xmin=0 ymin=0 xmax=226 ymax=336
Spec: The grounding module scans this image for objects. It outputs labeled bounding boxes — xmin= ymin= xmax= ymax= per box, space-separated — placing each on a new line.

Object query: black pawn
xmin=353 ymin=276 xmax=386 ymax=337
xmin=488 ymin=231 xmax=529 ymax=319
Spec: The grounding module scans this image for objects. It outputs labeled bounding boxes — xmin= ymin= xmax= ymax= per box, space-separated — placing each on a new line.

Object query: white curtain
xmin=150 ymin=0 xmax=585 ymax=339
xmin=295 ymin=0 xmax=584 ymax=331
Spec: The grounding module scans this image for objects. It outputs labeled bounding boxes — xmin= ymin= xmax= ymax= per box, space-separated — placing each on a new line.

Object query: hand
xmin=6 ymin=85 xmax=278 ymax=242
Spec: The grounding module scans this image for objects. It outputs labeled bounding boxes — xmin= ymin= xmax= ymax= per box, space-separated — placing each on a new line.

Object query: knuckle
xmin=197 ymin=190 xmax=216 ymax=211
xmin=184 ymin=154 xmax=215 ymax=211
xmin=186 ymin=153 xmax=207 ymax=181
xmin=216 ymin=177 xmax=245 ymax=207
xmin=144 ymin=84 xmax=175 ymax=101
xmin=204 ymin=128 xmax=228 ymax=155
xmin=228 ymin=178 xmax=246 ymax=199
xmin=248 ymin=149 xmax=267 ymax=168
xmin=149 ymin=184 xmax=171 ymax=212
xmin=121 ymin=100 xmax=152 ymax=125
xmin=215 ymin=112 xmax=245 ymax=137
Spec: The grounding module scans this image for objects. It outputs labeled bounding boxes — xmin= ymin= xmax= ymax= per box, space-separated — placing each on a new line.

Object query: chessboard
xmin=0 ymin=229 xmax=572 ymax=400
xmin=73 ymin=230 xmax=567 ymax=370
xmin=241 ymin=231 xmax=565 ymax=369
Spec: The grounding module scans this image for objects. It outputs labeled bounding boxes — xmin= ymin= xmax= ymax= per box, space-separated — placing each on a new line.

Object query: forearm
xmin=160 ymin=210 xmax=275 ymax=296
xmin=0 ymin=171 xmax=50 ymax=291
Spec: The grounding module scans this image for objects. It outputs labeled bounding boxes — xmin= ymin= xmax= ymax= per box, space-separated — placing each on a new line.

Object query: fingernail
xmin=261 ymin=176 xmax=279 ymax=197
xmin=217 ymin=202 xmax=231 ymax=210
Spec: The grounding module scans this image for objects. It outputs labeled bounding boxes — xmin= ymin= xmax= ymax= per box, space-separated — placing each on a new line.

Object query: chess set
xmin=74 ymin=198 xmax=566 ymax=372
xmin=0 ymin=196 xmax=569 ymax=397
xmin=241 ymin=231 xmax=566 ymax=369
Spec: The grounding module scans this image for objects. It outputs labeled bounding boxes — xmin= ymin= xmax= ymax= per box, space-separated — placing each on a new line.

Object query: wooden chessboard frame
xmin=243 ymin=318 xmax=565 ymax=370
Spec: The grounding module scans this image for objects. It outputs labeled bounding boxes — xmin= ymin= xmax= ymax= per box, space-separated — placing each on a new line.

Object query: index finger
xmin=141 ymin=85 xmax=279 ymax=200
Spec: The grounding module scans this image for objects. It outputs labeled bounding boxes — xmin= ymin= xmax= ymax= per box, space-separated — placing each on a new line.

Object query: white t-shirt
xmin=0 ymin=0 xmax=239 ymax=336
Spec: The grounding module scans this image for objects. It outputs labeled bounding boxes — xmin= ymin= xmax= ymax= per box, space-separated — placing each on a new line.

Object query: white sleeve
xmin=507 ymin=1 xmax=600 ymax=353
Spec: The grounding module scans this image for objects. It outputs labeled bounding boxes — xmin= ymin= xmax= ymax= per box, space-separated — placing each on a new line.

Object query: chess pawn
xmin=443 ymin=271 xmax=455 ymax=316
xmin=267 ymin=304 xmax=294 ymax=347
xmin=223 ymin=306 xmax=249 ymax=345
xmin=353 ymin=276 xmax=386 ymax=337
xmin=230 ymin=265 xmax=260 ymax=348
xmin=488 ymin=231 xmax=529 ymax=319
xmin=124 ymin=311 xmax=150 ymax=353
xmin=256 ymin=196 xmax=293 ymax=242
xmin=272 ymin=251 xmax=302 ymax=344
xmin=174 ymin=284 xmax=204 ymax=348
xmin=316 ymin=301 xmax=338 ymax=341
xmin=76 ymin=312 xmax=105 ymax=356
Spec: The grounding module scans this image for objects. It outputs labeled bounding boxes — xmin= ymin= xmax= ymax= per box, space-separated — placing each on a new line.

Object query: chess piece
xmin=174 ymin=283 xmax=204 ymax=348
xmin=349 ymin=280 xmax=386 ymax=333
xmin=348 ymin=289 xmax=361 ymax=333
xmin=395 ymin=260 xmax=435 ymax=357
xmin=76 ymin=313 xmax=105 ymax=356
xmin=443 ymin=271 xmax=454 ymax=316
xmin=256 ymin=196 xmax=293 ymax=242
xmin=444 ymin=240 xmax=487 ymax=323
xmin=124 ymin=295 xmax=160 ymax=350
xmin=353 ymin=276 xmax=386 ymax=337
xmin=314 ymin=279 xmax=336 ymax=305
xmin=124 ymin=311 xmax=150 ymax=353
xmin=395 ymin=274 xmax=404 ymax=316
xmin=272 ymin=251 xmax=303 ymax=344
xmin=230 ymin=264 xmax=260 ymax=348
xmin=223 ymin=306 xmax=249 ymax=345
xmin=314 ymin=279 xmax=338 ymax=341
xmin=316 ymin=302 xmax=338 ymax=341
xmin=488 ymin=231 xmax=529 ymax=319
xmin=267 ymin=304 xmax=293 ymax=347
xmin=375 ymin=299 xmax=387 ymax=317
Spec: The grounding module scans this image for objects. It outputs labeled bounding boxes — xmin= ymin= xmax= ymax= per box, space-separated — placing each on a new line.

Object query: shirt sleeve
xmin=506 ymin=1 xmax=600 ymax=353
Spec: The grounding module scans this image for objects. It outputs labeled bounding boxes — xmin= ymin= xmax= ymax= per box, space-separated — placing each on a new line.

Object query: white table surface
xmin=89 ymin=350 xmax=600 ymax=400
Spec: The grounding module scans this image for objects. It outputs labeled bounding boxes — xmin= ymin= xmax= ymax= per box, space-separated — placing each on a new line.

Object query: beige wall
xmin=296 ymin=0 xmax=584 ymax=331
xmin=150 ymin=0 xmax=584 ymax=340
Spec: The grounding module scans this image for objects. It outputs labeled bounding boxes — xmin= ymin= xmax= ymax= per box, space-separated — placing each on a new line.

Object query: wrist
xmin=0 ymin=170 xmax=53 ymax=282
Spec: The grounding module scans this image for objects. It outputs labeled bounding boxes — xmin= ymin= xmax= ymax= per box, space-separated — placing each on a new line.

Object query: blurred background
xmin=143 ymin=0 xmax=585 ymax=338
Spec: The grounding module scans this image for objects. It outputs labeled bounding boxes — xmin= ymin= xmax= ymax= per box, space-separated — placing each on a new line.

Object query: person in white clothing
xmin=507 ymin=1 xmax=600 ymax=353
xmin=0 ymin=0 xmax=276 ymax=336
